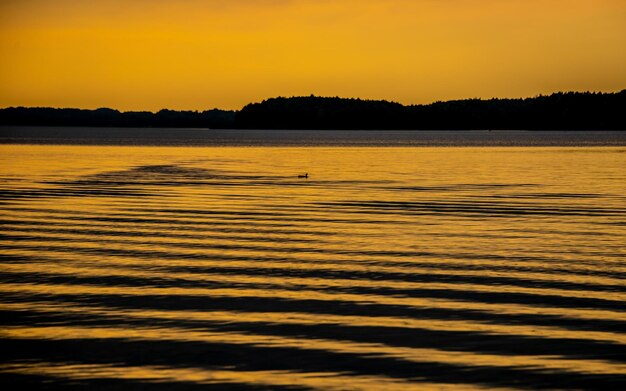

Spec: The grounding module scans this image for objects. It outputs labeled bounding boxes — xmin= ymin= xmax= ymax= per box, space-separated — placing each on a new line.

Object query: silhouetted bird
xmin=298 ymin=173 xmax=308 ymax=178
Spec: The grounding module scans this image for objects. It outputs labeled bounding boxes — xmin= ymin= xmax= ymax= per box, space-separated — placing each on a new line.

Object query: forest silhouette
xmin=1 ymin=90 xmax=624 ymax=130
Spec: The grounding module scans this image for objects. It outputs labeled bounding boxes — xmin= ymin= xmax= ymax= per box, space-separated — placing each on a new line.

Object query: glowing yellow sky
xmin=1 ymin=0 xmax=625 ymax=111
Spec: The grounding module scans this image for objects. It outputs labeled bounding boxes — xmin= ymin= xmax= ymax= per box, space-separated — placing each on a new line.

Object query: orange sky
xmin=1 ymin=0 xmax=625 ymax=111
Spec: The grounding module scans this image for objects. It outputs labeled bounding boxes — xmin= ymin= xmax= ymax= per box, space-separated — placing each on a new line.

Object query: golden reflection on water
xmin=0 ymin=362 xmax=503 ymax=391
xmin=1 ymin=145 xmax=626 ymax=389
xmin=3 ymin=324 xmax=626 ymax=376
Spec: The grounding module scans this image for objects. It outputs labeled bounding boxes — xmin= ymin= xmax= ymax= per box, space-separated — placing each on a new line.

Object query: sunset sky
xmin=1 ymin=0 xmax=625 ymax=111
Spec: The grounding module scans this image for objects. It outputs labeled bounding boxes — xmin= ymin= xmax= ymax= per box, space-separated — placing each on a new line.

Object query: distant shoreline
xmin=1 ymin=90 xmax=625 ymax=131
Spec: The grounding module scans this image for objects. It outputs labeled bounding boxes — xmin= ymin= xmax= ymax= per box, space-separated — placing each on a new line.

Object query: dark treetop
xmin=1 ymin=90 xmax=624 ymax=130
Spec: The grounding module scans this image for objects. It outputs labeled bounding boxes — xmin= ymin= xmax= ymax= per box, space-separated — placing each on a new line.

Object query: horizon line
xmin=2 ymin=88 xmax=624 ymax=114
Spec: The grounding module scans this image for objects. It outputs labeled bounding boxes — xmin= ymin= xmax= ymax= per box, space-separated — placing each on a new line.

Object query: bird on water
xmin=298 ymin=173 xmax=308 ymax=178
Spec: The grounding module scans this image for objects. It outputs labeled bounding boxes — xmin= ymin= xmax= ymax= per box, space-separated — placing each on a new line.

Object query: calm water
xmin=1 ymin=136 xmax=626 ymax=389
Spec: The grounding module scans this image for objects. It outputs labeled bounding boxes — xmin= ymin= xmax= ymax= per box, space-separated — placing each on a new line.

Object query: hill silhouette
xmin=1 ymin=90 xmax=624 ymax=130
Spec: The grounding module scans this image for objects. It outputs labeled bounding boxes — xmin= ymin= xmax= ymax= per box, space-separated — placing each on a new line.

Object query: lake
xmin=1 ymin=129 xmax=625 ymax=389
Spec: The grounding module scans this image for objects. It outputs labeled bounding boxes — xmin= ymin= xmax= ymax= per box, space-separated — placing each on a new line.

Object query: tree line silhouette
xmin=0 ymin=108 xmax=236 ymax=129
xmin=1 ymin=90 xmax=624 ymax=130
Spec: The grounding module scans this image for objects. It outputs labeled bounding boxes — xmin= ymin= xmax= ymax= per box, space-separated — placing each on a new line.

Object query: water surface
xmin=1 ymin=142 xmax=625 ymax=389
xmin=2 ymin=126 xmax=626 ymax=146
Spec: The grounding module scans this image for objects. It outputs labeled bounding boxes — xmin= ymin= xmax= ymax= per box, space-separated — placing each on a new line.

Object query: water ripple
xmin=1 ymin=145 xmax=625 ymax=390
